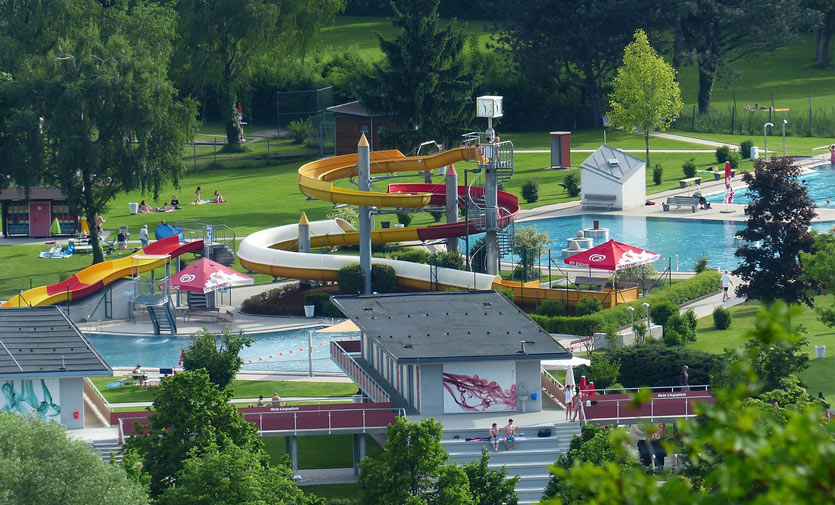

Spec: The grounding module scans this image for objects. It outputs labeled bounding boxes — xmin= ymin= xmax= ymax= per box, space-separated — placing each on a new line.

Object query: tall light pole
xmin=602 ymin=115 xmax=610 ymax=145
xmin=764 ymin=122 xmax=774 ymax=159
xmin=782 ymin=119 xmax=788 ymax=158
xmin=642 ymin=302 xmax=651 ymax=328
xmin=628 ymin=306 xmax=635 ymax=327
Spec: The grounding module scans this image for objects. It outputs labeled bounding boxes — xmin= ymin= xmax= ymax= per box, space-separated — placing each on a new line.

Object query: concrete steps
xmin=90 ymin=439 xmax=123 ymax=464
xmin=441 ymin=423 xmax=580 ymax=504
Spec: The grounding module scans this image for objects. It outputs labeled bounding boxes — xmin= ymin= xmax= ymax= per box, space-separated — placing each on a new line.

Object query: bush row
xmin=603 ymin=342 xmax=725 ymax=388
xmin=531 ymin=271 xmax=721 ymax=336
xmin=303 ymin=292 xmax=344 ymax=318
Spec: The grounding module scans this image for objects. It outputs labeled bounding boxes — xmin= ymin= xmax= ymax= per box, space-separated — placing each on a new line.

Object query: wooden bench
xmin=712 ymin=169 xmax=735 ymax=180
xmin=184 ymin=307 xmax=220 ymax=322
xmin=581 ymin=193 xmax=616 ymax=209
xmin=573 ymin=275 xmax=610 ymax=289
xmin=662 ymin=196 xmax=700 ymax=212
xmin=679 ymin=177 xmax=701 ymax=188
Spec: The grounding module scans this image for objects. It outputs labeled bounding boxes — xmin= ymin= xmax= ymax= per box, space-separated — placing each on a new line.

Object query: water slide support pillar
xmin=485 ymin=122 xmax=499 ymax=276
xmin=298 ymin=212 xmax=311 ymax=289
xmin=358 ymin=134 xmax=373 ymax=295
xmin=445 ymin=164 xmax=459 ymax=253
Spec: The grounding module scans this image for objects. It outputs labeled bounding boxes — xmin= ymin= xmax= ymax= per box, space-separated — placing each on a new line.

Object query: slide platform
xmin=2 ymin=236 xmax=204 ymax=307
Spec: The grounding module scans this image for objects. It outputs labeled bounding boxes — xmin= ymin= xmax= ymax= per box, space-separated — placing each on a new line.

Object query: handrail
xmin=581 ymin=393 xmax=713 ymax=424
xmin=86 ymin=285 xmax=111 ymax=321
xmin=580 ymin=385 xmax=710 ymax=395
xmin=541 ymin=368 xmax=564 ymax=389
xmin=330 ymin=339 xmax=391 ymax=403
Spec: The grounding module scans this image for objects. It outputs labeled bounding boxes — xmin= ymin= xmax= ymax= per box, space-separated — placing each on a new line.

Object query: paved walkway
xmin=648 ymin=131 xmax=737 ymax=148
xmin=517 ymin=149 xmax=716 ymax=154
xmin=296 ymin=468 xmax=357 ymax=486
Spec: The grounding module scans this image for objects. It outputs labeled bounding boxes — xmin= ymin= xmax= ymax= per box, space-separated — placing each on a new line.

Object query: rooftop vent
xmin=607 ymin=158 xmax=619 ymax=167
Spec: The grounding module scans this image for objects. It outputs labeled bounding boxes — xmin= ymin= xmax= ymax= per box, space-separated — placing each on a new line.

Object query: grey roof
xmin=580 ymin=144 xmax=646 ymax=183
xmin=0 ymin=307 xmax=112 ymax=378
xmin=0 ymin=186 xmax=67 ymax=201
xmin=326 ymin=101 xmax=371 ymax=117
xmin=331 ymin=291 xmax=570 ymax=364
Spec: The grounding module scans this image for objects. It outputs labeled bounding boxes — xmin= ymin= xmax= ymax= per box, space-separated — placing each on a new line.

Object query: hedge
xmin=602 ymin=342 xmax=725 ymax=388
xmin=531 ymin=271 xmax=721 ymax=335
xmin=304 ymin=292 xmax=343 ymax=318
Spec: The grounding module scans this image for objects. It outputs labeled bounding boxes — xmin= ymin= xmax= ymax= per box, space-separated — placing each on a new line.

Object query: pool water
xmin=85 ymin=327 xmax=356 ymax=373
xmin=706 ymin=163 xmax=835 ymax=207
xmin=516 ymin=214 xmax=833 ymax=271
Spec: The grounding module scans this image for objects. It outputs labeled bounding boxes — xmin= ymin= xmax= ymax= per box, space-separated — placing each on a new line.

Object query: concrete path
xmin=680 ymin=274 xmax=746 ymax=319
xmin=648 ymin=131 xmax=737 ymax=148
xmin=296 ymin=468 xmax=357 ymax=486
xmin=516 ymin=149 xmax=716 ymax=154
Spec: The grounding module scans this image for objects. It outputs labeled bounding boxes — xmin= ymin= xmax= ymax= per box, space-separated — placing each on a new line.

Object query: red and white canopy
xmin=563 ymin=239 xmax=660 ymax=271
xmin=171 ymin=258 xmax=254 ymax=293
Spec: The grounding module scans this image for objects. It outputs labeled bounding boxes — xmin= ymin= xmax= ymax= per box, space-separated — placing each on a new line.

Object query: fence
xmin=579 ymin=388 xmax=714 ymax=425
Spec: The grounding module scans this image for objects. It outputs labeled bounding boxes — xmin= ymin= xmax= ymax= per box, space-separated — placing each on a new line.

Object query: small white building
xmin=580 ymin=145 xmax=646 ymax=211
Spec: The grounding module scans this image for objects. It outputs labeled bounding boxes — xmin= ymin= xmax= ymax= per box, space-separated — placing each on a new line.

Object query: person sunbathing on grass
xmin=213 ymin=190 xmax=226 ymax=203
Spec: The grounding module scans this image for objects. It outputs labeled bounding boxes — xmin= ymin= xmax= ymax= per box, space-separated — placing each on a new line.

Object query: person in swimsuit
xmin=503 ymin=419 xmax=518 ymax=450
xmin=194 ymin=186 xmax=202 ymax=203
xmin=489 ymin=422 xmax=500 ymax=452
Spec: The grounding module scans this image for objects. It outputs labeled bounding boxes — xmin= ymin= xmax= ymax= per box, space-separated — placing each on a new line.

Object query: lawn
xmin=88 ymin=377 xmax=357 ymax=404
xmin=692 ymin=297 xmax=835 ymax=398
xmin=301 ymin=483 xmax=360 ymax=502
xmin=502 ymin=129 xmax=713 ymax=151
xmin=262 ymin=434 xmax=382 ymax=469
xmin=667 ymin=130 xmax=835 ymax=157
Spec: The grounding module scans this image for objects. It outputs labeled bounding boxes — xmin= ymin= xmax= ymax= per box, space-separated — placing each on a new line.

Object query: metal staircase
xmin=146 ymin=300 xmax=177 ymax=335
xmin=498 ymin=223 xmax=514 ymax=257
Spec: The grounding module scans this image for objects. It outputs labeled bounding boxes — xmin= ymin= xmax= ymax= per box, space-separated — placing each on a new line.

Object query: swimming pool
xmin=516 ymin=214 xmax=833 ymax=271
xmin=706 ymin=163 xmax=835 ymax=207
xmin=85 ymin=326 xmax=357 ymax=373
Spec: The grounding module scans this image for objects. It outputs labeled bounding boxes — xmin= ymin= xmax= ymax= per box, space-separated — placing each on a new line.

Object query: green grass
xmin=88 ymin=377 xmax=357 ymax=404
xmin=262 ymin=434 xmax=382 ymax=469
xmin=667 ymin=129 xmax=835 ymax=156
xmin=503 ymin=129 xmax=713 ymax=151
xmin=692 ymin=298 xmax=835 ymax=398
xmin=301 ymin=483 xmax=360 ymax=501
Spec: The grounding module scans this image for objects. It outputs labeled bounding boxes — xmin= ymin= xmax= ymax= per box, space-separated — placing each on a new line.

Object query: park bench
xmin=679 ymin=177 xmax=701 ymax=188
xmin=573 ymin=275 xmax=610 ymax=289
xmin=184 ymin=307 xmax=220 ymax=322
xmin=581 ymin=193 xmax=616 ymax=210
xmin=662 ymin=196 xmax=700 ymax=212
xmin=713 ymin=169 xmax=735 ymax=180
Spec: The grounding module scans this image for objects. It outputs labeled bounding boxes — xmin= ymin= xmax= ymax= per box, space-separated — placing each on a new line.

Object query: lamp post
xmin=642 ymin=302 xmax=651 ymax=328
xmin=763 ymin=122 xmax=774 ymax=159
xmin=602 ymin=115 xmax=610 ymax=145
xmin=782 ymin=119 xmax=788 ymax=158
xmin=628 ymin=306 xmax=635 ymax=327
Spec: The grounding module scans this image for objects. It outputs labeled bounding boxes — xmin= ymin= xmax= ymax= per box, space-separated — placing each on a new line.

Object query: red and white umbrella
xmin=723 ymin=161 xmax=735 ymax=204
xmin=564 ymin=239 xmax=660 ymax=271
xmin=171 ymin=258 xmax=254 ymax=293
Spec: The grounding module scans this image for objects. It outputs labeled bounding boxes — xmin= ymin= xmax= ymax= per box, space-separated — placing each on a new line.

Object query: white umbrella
xmin=565 ymin=365 xmax=576 ymax=388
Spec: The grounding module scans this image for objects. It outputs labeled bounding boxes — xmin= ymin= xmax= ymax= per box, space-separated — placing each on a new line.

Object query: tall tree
xmin=608 ymin=30 xmax=682 ymax=168
xmin=678 ymin=0 xmax=808 ymax=114
xmin=499 ymin=0 xmax=663 ymax=127
xmin=182 ymin=329 xmax=254 ymax=389
xmin=354 ymin=0 xmax=479 ymax=149
xmin=733 ymin=157 xmax=821 ymax=306
xmin=171 ymin=0 xmax=343 ymax=151
xmin=123 ymin=370 xmax=262 ymax=498
xmin=0 ymin=0 xmax=198 ymax=263
xmin=0 ymin=411 xmax=150 ymax=505
xmin=807 ymin=0 xmax=835 ymax=66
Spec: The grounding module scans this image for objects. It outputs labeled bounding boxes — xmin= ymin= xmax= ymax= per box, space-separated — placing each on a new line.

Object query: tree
xmin=608 ymin=30 xmax=682 ymax=168
xmin=808 ymin=0 xmax=835 ymax=66
xmin=182 ymin=328 xmax=254 ymax=389
xmin=358 ymin=417 xmax=473 ymax=505
xmin=123 ymin=370 xmax=262 ymax=498
xmin=0 ymin=1 xmax=198 ymax=263
xmin=511 ymin=225 xmax=549 ymax=281
xmin=500 ymin=0 xmax=664 ymax=126
xmin=171 ymin=0 xmax=343 ymax=150
xmin=677 ymin=0 xmax=808 ymax=114
xmin=800 ymin=231 xmax=835 ymax=327
xmin=157 ymin=443 xmax=313 ymax=505
xmin=354 ymin=0 xmax=479 ymax=149
xmin=0 ymin=411 xmax=149 ymax=505
xmin=461 ymin=448 xmax=519 ymax=505
xmin=733 ymin=157 xmax=822 ymax=306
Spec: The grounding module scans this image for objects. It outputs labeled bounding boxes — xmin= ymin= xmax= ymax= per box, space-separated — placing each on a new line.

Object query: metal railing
xmin=330 ymin=340 xmax=391 ymax=403
xmin=246 ymin=406 xmax=406 ymax=436
xmin=540 ymin=368 xmax=565 ymax=406
xmin=581 ymin=385 xmax=710 ymax=395
xmin=579 ymin=389 xmax=713 ymax=425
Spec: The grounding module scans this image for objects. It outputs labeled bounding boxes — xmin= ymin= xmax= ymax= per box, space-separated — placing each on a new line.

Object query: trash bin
xmin=750 ymin=146 xmax=760 ymax=159
xmin=128 ymin=202 xmax=139 ymax=215
xmin=304 ymin=305 xmax=315 ymax=318
xmin=816 ymin=345 xmax=826 ymax=359
xmin=530 ymin=393 xmax=538 ymax=401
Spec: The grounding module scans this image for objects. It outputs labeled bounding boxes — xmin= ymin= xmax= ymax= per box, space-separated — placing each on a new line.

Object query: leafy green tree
xmin=608 ymin=30 xmax=682 ymax=167
xmin=807 ymin=0 xmax=835 ymax=65
xmin=462 ymin=448 xmax=519 ymax=505
xmin=512 ymin=225 xmax=549 ymax=281
xmin=157 ymin=443 xmax=313 ymax=505
xmin=800 ymin=231 xmax=835 ymax=327
xmin=734 ymin=157 xmax=822 ymax=306
xmin=0 ymin=411 xmax=149 ymax=505
xmin=123 ymin=370 xmax=262 ymax=498
xmin=355 ymin=0 xmax=479 ymax=149
xmin=0 ymin=1 xmax=198 ymax=263
xmin=358 ymin=417 xmax=473 ymax=505
xmin=182 ymin=329 xmax=254 ymax=389
xmin=171 ymin=0 xmax=343 ymax=151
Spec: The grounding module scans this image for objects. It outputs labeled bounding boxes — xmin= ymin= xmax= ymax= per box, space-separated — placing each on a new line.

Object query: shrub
xmin=652 ymin=164 xmax=663 ymax=185
xmin=429 ymin=250 xmax=464 ymax=270
xmin=497 ymin=287 xmax=515 ymax=302
xmin=663 ymin=328 xmax=682 ymax=346
xmin=304 ymin=292 xmax=343 ymax=318
xmin=371 ymin=264 xmax=397 ymax=293
xmin=575 ymin=296 xmax=603 ymax=316
xmin=240 ymin=285 xmax=303 ymax=316
xmin=666 ymin=309 xmax=697 ymax=343
xmin=430 ymin=211 xmax=444 ymax=222
xmin=396 ymin=212 xmax=413 ymax=227
xmin=606 ymin=342 xmax=725 ymax=387
xmin=715 ymin=145 xmax=731 ymax=163
xmin=713 ymin=306 xmax=732 ymax=329
xmin=727 ymin=151 xmax=740 ymax=169
xmin=337 ymin=264 xmax=365 ymax=294
xmin=537 ymin=300 xmax=565 ymax=317
xmin=632 ymin=322 xmax=648 ymax=344
xmin=682 ymin=158 xmax=697 ymax=178
xmin=694 ymin=256 xmax=710 ymax=273
xmin=386 ymin=248 xmax=430 ymax=264
xmin=563 ymin=172 xmax=581 ymax=197
xmin=588 ymin=356 xmax=621 ymax=389
xmin=288 ymin=119 xmax=308 ymax=144
xmin=740 ymin=140 xmax=753 ymax=159
xmin=521 ymin=178 xmax=540 ymax=203
xmin=649 ymin=300 xmax=679 ymax=327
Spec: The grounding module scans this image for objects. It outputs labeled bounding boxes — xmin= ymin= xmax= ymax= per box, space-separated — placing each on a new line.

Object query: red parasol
xmin=723 ymin=161 xmax=735 ymax=204
xmin=563 ymin=239 xmax=660 ymax=271
xmin=170 ymin=257 xmax=254 ymax=293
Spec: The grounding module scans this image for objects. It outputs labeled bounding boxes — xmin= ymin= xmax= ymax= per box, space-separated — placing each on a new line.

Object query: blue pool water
xmin=516 ymin=214 xmax=833 ymax=271
xmin=706 ymin=163 xmax=835 ymax=207
xmin=86 ymin=327 xmax=357 ymax=373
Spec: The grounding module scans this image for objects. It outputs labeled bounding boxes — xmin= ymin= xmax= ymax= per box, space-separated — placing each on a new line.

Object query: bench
xmin=662 ymin=196 xmax=700 ymax=212
xmin=713 ymin=169 xmax=735 ymax=180
xmin=581 ymin=193 xmax=616 ymax=209
xmin=573 ymin=275 xmax=610 ymax=289
xmin=679 ymin=177 xmax=701 ymax=188
xmin=184 ymin=307 xmax=220 ymax=322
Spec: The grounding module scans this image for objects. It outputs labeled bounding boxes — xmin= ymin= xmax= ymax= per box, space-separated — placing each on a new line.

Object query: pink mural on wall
xmin=442 ymin=362 xmax=517 ymax=413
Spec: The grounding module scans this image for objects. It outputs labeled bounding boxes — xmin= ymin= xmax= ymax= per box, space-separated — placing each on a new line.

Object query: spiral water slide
xmin=238 ymin=148 xmax=520 ymax=291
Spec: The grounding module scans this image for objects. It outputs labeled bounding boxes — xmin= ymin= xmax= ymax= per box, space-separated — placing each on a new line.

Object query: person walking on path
xmin=721 ymin=270 xmax=734 ymax=302
xmin=680 ymin=365 xmax=690 ymax=392
xmin=139 ymin=225 xmax=149 ymax=248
